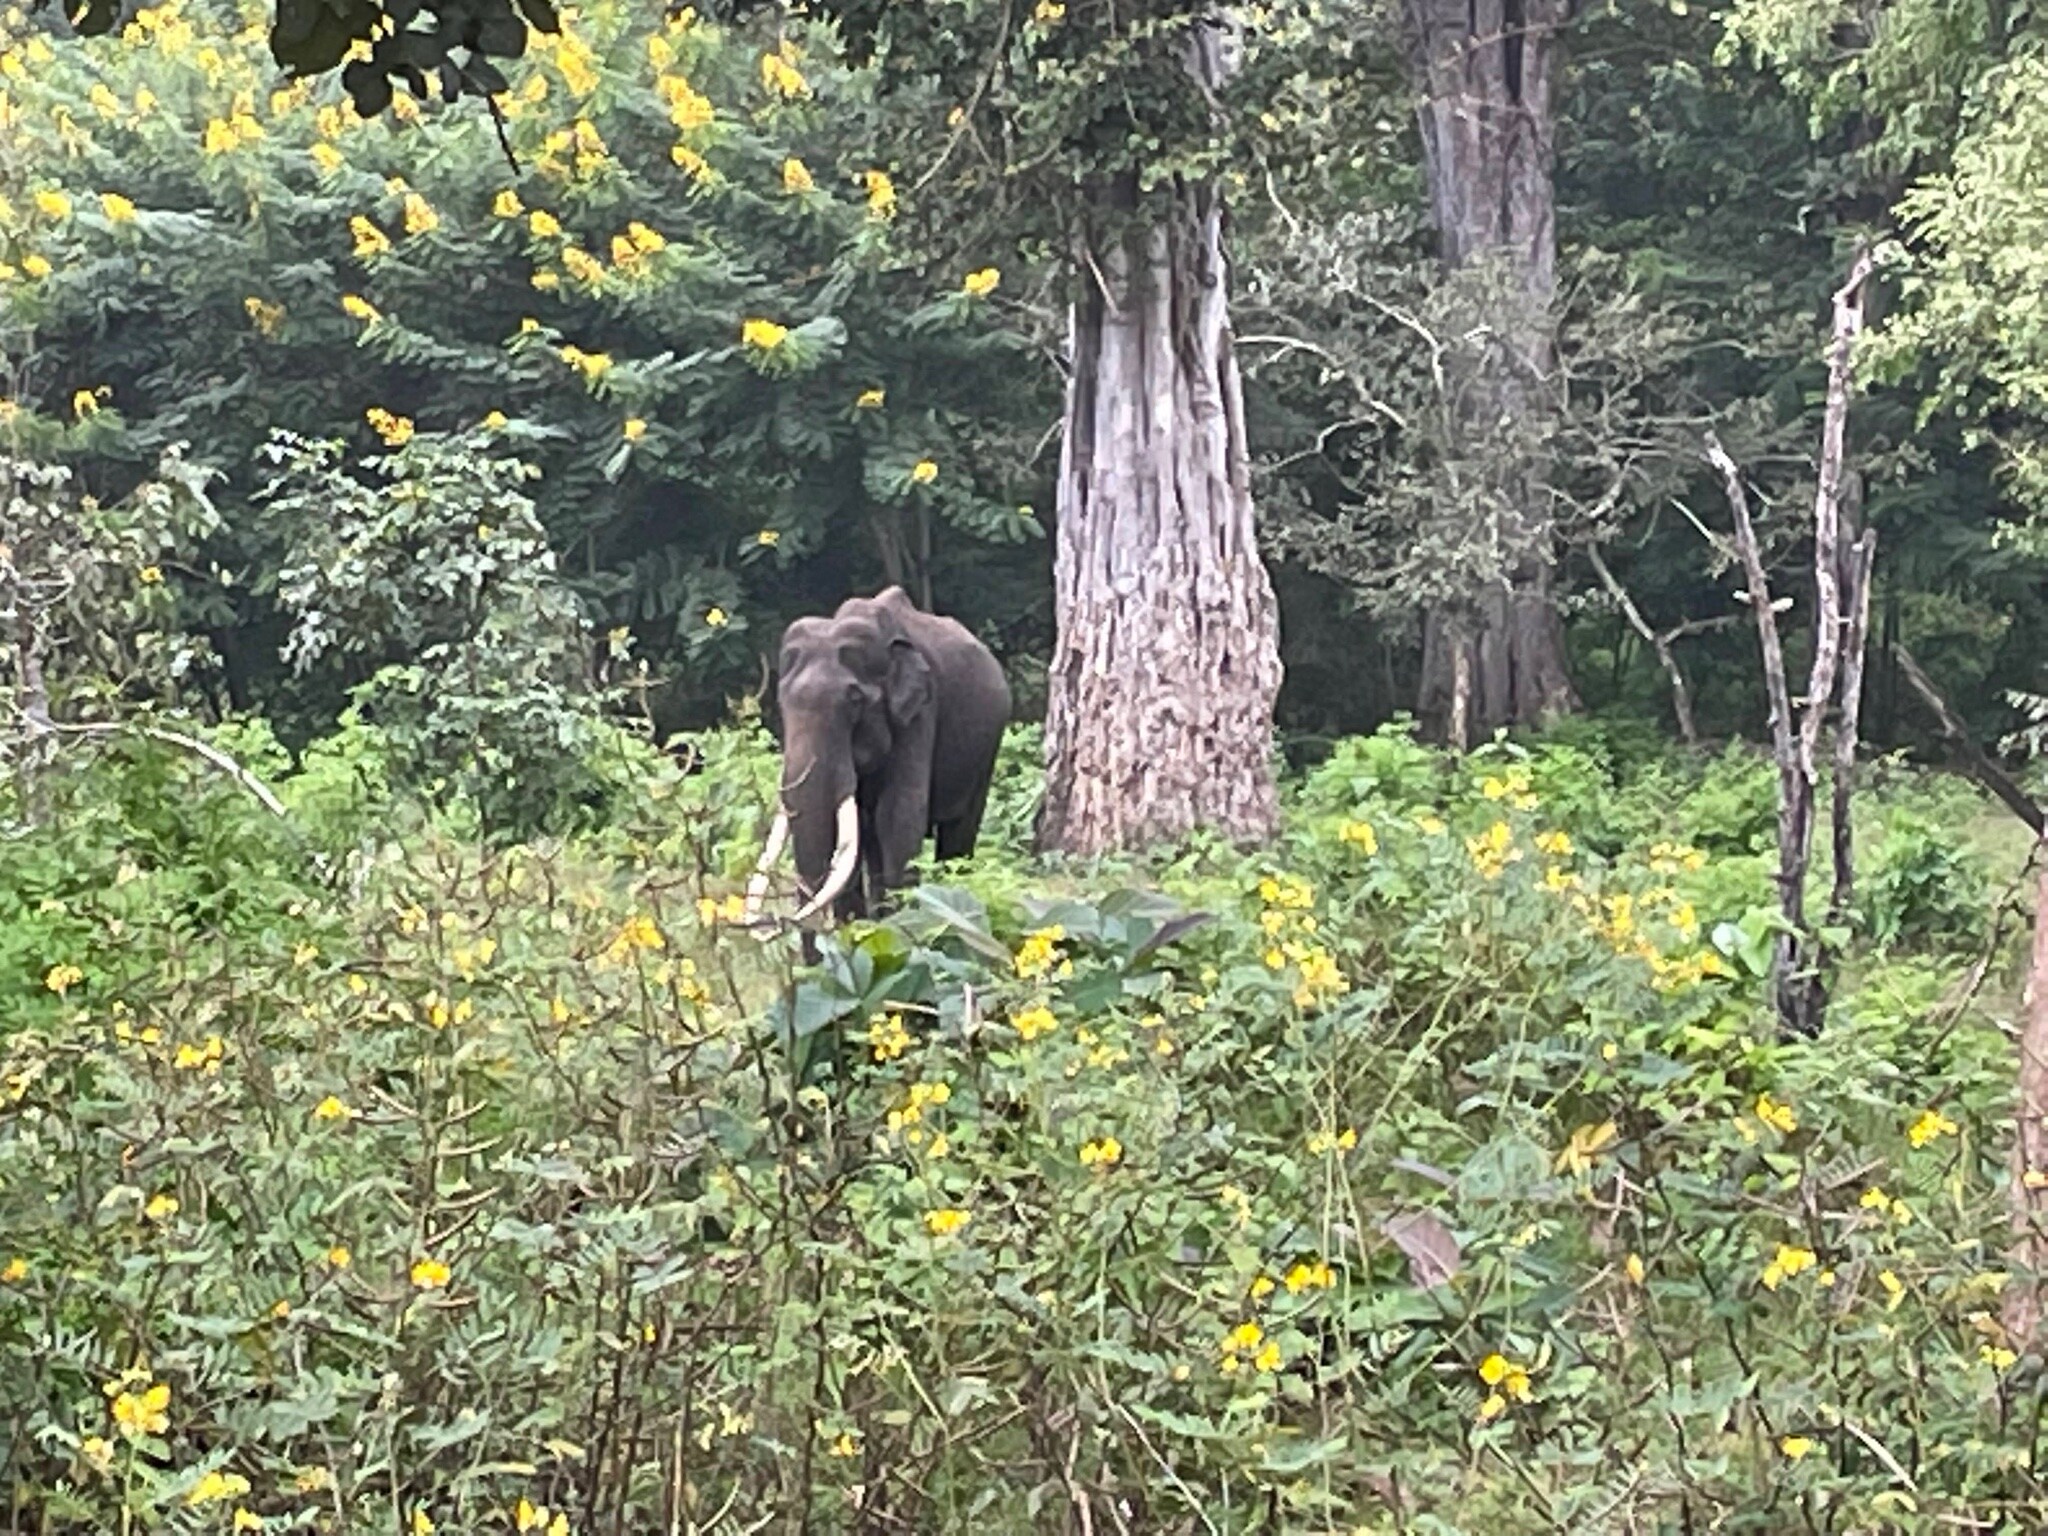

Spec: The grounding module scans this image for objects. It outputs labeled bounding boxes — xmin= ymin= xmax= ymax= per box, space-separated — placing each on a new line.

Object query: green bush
xmin=1 ymin=728 xmax=2037 ymax=1531
xmin=1862 ymin=807 xmax=1992 ymax=952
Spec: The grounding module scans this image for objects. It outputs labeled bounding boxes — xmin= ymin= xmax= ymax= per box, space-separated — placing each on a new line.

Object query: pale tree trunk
xmin=1036 ymin=161 xmax=1283 ymax=854
xmin=1406 ymin=0 xmax=1576 ymax=744
xmin=2008 ymin=849 xmax=2048 ymax=1353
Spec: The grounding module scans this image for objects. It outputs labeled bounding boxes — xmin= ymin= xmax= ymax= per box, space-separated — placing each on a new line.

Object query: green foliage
xmin=259 ymin=426 xmax=613 ymax=834
xmin=1861 ymin=805 xmax=1991 ymax=952
xmin=3 ymin=723 xmax=2039 ymax=1531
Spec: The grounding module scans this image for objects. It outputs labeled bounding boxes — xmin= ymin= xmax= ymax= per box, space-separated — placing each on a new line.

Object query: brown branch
xmin=1828 ymin=528 xmax=1878 ymax=927
xmin=1585 ymin=544 xmax=1697 ymax=746
xmin=1894 ymin=644 xmax=2045 ymax=836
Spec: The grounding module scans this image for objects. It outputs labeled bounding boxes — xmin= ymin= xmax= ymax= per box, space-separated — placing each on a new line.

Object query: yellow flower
xmin=910 ymin=459 xmax=939 ymax=485
xmin=1476 ymin=1391 xmax=1507 ymax=1422
xmin=659 ymin=75 xmax=714 ymax=129
xmin=757 ymin=529 xmax=780 ymax=546
xmin=924 ymin=1207 xmax=971 ymax=1237
xmin=1754 ymin=1093 xmax=1797 ymax=1135
xmin=827 ymin=1430 xmax=859 ymax=1458
xmin=365 ymin=407 xmax=414 ymax=447
xmin=80 ymin=1434 xmax=113 ymax=1471
xmin=558 ymin=344 xmax=613 ymax=380
xmin=1252 ymin=1339 xmax=1282 ymax=1372
xmin=110 ymin=1381 xmax=171 ymax=1437
xmin=1534 ymin=829 xmax=1572 ymax=857
xmin=483 ymin=411 xmax=509 ymax=431
xmin=1283 ymin=1260 xmax=1335 ymax=1293
xmin=100 ymin=192 xmax=137 ymax=223
xmin=1553 ymin=1119 xmax=1618 ymax=1177
xmin=759 ymin=46 xmax=809 ymax=98
xmin=781 ymin=157 xmax=815 ymax=194
xmin=1907 ymin=1108 xmax=1959 ymax=1148
xmin=1983 ymin=1343 xmax=2019 ymax=1372
xmin=623 ymin=417 xmax=648 ymax=442
xmin=1079 ymin=1136 xmax=1122 ymax=1169
xmin=1779 ymin=1435 xmax=1814 ymax=1460
xmin=1034 ymin=0 xmax=1065 ymax=19
xmin=45 ymin=963 xmax=83 ymax=995
xmin=856 ymin=387 xmax=886 ymax=409
xmin=244 ymin=296 xmax=286 ymax=337
xmin=350 ymin=215 xmax=391 ymax=259
xmin=410 ymin=1256 xmax=451 ymax=1290
xmin=493 ymin=189 xmax=524 ymax=219
xmin=1337 ymin=819 xmax=1378 ymax=854
xmin=173 ymin=1035 xmax=224 ymax=1071
xmin=962 ymin=266 xmax=1000 ymax=297
xmin=562 ymin=247 xmax=605 ymax=286
xmin=531 ymin=269 xmax=561 ymax=291
xmin=1465 ymin=820 xmax=1520 ymax=879
xmin=866 ymin=1011 xmax=913 ymax=1060
xmin=863 ymin=168 xmax=896 ymax=218
xmin=73 ymin=388 xmax=104 ymax=419
xmin=515 ymin=1497 xmax=549 ymax=1533
xmin=312 ymin=1094 xmax=353 ymax=1122
xmin=1478 ymin=1352 xmax=1533 ymax=1402
xmin=742 ymin=317 xmax=789 ymax=351
xmin=671 ymin=142 xmax=716 ymax=181
xmin=1012 ymin=1005 xmax=1058 ymax=1042
xmin=1 ymin=1257 xmax=26 ymax=1283
xmin=144 ymin=1191 xmax=179 ymax=1221
xmin=187 ymin=1470 xmax=253 ymax=1506
xmin=309 ymin=142 xmax=346 ymax=175
xmin=1759 ymin=1243 xmax=1818 ymax=1291
xmin=1222 ymin=1321 xmax=1263 ymax=1355
xmin=704 ymin=606 xmax=729 ymax=628
xmin=412 ymin=1511 xmax=435 ymax=1536
xmin=34 ymin=188 xmax=72 ymax=220
xmin=1306 ymin=1127 xmax=1358 ymax=1155
xmin=341 ymin=294 xmax=381 ymax=324
xmin=326 ymin=1244 xmax=352 ymax=1268
xmin=529 ymin=208 xmax=563 ymax=239
xmin=234 ymin=1512 xmax=265 ymax=1532
xmin=402 ymin=193 xmax=438 ymax=236
xmin=21 ymin=253 xmax=52 ymax=280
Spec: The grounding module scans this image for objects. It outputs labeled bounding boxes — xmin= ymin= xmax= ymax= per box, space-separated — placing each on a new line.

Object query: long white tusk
xmin=790 ymin=796 xmax=860 ymax=925
xmin=740 ymin=808 xmax=790 ymax=925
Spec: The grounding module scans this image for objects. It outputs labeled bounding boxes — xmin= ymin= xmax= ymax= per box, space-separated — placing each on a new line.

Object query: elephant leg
xmin=935 ymin=774 xmax=992 ymax=862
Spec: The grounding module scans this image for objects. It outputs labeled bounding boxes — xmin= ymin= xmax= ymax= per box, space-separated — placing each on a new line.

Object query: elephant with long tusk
xmin=743 ymin=585 xmax=1010 ymax=928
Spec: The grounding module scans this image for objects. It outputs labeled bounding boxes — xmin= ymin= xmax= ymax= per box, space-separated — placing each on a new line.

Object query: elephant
xmin=744 ymin=586 xmax=1010 ymax=925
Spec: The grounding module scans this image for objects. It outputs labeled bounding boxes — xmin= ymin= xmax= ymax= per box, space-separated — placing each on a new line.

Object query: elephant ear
xmin=885 ymin=637 xmax=935 ymax=729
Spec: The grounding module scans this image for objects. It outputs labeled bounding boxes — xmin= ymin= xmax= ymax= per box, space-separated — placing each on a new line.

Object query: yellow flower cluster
xmin=867 ymin=1011 xmax=912 ymax=1061
xmin=1307 ymin=1126 xmax=1357 ymax=1155
xmin=1759 ymin=1242 xmax=1819 ymax=1290
xmin=962 ymin=266 xmax=1000 ymax=297
xmin=887 ymin=1079 xmax=950 ymax=1137
xmin=741 ymin=317 xmax=788 ymax=351
xmin=1860 ymin=1185 xmax=1915 ymax=1227
xmin=863 ymin=169 xmax=896 ymax=218
xmin=1476 ymin=1352 xmax=1534 ymax=1420
xmin=1907 ymin=1107 xmax=1959 ymax=1148
xmin=659 ymin=74 xmax=714 ymax=130
xmin=1480 ymin=767 xmax=1540 ymax=810
xmin=200 ymin=110 xmax=262 ymax=153
xmin=365 ymin=407 xmax=414 ymax=447
xmin=410 ymin=1255 xmax=452 ymax=1290
xmin=1552 ymin=1118 xmax=1618 ymax=1176
xmin=172 ymin=1034 xmax=225 ymax=1072
xmin=781 ymin=156 xmax=815 ymax=194
xmin=1219 ymin=1320 xmax=1281 ymax=1374
xmin=760 ymin=41 xmax=808 ymax=97
xmin=350 ymin=214 xmax=391 ymax=259
xmin=602 ymin=913 xmax=665 ymax=963
xmin=514 ymin=1496 xmax=571 ymax=1536
xmin=44 ymin=962 xmax=83 ymax=995
xmin=1079 ymin=1135 xmax=1122 ymax=1169
xmin=924 ymin=1207 xmax=970 ymax=1237
xmin=109 ymin=1376 xmax=171 ymax=1437
xmin=1013 ymin=923 xmax=1069 ymax=979
xmin=187 ymin=1469 xmax=251 ymax=1507
xmin=1647 ymin=840 xmax=1708 ymax=874
xmin=559 ymin=344 xmax=613 ymax=381
xmin=910 ymin=459 xmax=939 ymax=485
xmin=1337 ymin=818 xmax=1378 ymax=854
xmin=1011 ymin=1004 xmax=1057 ymax=1042
xmin=1466 ymin=820 xmax=1521 ymax=880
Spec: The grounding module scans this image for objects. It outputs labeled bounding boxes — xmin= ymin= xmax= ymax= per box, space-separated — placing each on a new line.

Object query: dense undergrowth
xmin=1 ymin=717 xmax=2041 ymax=1532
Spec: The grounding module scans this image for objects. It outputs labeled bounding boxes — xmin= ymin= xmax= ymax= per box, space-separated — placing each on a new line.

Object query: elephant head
xmin=745 ymin=595 xmax=934 ymax=924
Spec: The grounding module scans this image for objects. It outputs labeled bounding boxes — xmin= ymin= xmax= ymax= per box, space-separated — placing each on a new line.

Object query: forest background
xmin=15 ymin=0 xmax=2048 ymax=1529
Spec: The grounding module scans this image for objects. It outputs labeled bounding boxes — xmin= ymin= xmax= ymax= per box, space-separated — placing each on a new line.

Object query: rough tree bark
xmin=1405 ymin=0 xmax=1577 ymax=745
xmin=1036 ymin=158 xmax=1283 ymax=854
xmin=2008 ymin=851 xmax=2048 ymax=1353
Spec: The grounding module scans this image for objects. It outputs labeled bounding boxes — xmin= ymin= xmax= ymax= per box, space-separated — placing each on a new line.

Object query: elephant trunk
xmin=772 ymin=719 xmax=861 ymax=924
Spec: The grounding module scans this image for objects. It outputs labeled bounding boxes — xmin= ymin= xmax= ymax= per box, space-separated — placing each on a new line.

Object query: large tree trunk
xmin=1406 ymin=0 xmax=1576 ymax=745
xmin=1035 ymin=169 xmax=1283 ymax=855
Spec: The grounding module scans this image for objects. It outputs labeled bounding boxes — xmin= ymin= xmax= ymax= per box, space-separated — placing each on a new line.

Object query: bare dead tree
xmin=1585 ymin=544 xmax=1699 ymax=746
xmin=1702 ymin=248 xmax=1874 ymax=1036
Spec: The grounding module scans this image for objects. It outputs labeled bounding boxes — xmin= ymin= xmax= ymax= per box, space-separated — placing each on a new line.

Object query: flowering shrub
xmin=0 ymin=721 xmax=2038 ymax=1530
